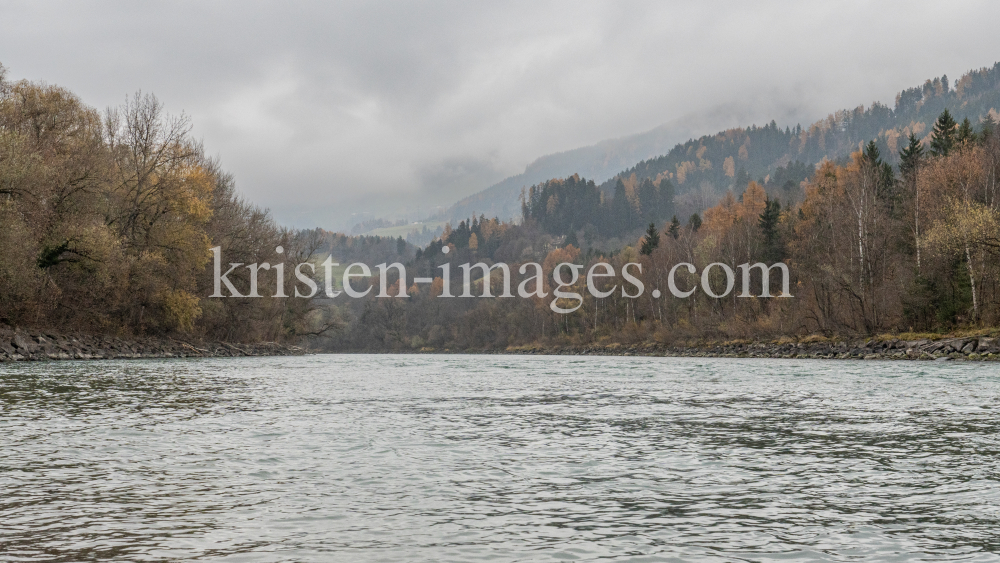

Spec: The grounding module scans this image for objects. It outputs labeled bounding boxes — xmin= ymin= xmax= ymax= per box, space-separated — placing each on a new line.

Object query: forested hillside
xmin=320 ymin=105 xmax=1000 ymax=351
xmin=520 ymin=173 xmax=675 ymax=240
xmin=440 ymin=121 xmax=693 ymax=223
xmin=602 ymin=66 xmax=1000 ymax=219
xmin=0 ymin=63 xmax=351 ymax=342
xmin=440 ymin=65 xmax=1000 ymax=227
xmin=6 ymin=60 xmax=1000 ymax=352
xmin=318 ymin=63 xmax=1000 ymax=351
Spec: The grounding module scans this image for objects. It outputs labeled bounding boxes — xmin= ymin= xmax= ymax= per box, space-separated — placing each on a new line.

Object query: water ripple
xmin=2 ymin=356 xmax=999 ymax=561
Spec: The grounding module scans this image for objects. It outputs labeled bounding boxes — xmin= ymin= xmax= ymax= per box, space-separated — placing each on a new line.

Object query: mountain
xmin=441 ymin=63 xmax=1000 ymax=226
xmin=437 ymin=124 xmax=682 ymax=223
xmin=597 ymin=65 xmax=1000 ymax=218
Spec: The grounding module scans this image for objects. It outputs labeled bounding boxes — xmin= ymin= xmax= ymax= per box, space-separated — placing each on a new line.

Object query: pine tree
xmin=930 ymin=109 xmax=957 ymax=156
xmin=639 ymin=222 xmax=660 ymax=256
xmin=980 ymin=115 xmax=996 ymax=145
xmin=758 ymin=198 xmax=782 ymax=262
xmin=611 ymin=179 xmax=634 ymax=235
xmin=667 ymin=215 xmax=681 ymax=239
xmin=863 ymin=140 xmax=897 ymax=202
xmin=734 ymin=167 xmax=751 ymax=190
xmin=863 ymin=140 xmax=881 ymax=164
xmin=899 ymin=134 xmax=924 ymax=178
xmin=564 ymin=230 xmax=579 ymax=248
xmin=957 ymin=117 xmax=976 ymax=146
xmin=688 ymin=213 xmax=702 ymax=232
xmin=637 ymin=179 xmax=657 ymax=223
xmin=657 ymin=180 xmax=675 ymax=222
xmin=900 ymin=133 xmax=925 ymax=273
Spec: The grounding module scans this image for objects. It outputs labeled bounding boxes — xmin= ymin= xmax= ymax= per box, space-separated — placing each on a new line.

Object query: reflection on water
xmin=2 ymin=355 xmax=999 ymax=561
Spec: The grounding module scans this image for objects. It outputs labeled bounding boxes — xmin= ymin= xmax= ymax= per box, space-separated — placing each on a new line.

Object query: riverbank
xmin=497 ymin=335 xmax=1000 ymax=360
xmin=8 ymin=326 xmax=998 ymax=362
xmin=0 ymin=327 xmax=304 ymax=362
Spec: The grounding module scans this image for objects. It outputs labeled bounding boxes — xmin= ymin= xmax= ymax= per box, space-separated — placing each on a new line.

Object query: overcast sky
xmin=2 ymin=1 xmax=999 ymax=228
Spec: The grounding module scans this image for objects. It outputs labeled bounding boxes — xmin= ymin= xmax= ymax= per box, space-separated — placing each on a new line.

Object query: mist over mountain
xmin=341 ymin=96 xmax=828 ymax=232
xmin=431 ymin=64 xmax=1000 ymax=229
xmin=431 ymin=101 xmax=822 ymax=225
xmin=438 ymin=122 xmax=685 ymax=223
xmin=7 ymin=55 xmax=1000 ymax=350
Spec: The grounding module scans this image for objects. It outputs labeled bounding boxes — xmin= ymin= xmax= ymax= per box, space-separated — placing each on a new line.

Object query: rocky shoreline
xmin=499 ymin=335 xmax=1000 ymax=361
xmin=0 ymin=327 xmax=304 ymax=362
xmin=6 ymin=327 xmax=998 ymax=362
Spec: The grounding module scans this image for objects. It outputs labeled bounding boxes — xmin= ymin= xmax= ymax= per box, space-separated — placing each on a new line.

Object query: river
xmin=2 ymin=355 xmax=999 ymax=561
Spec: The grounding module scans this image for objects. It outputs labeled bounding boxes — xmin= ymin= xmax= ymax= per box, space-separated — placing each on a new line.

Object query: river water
xmin=1 ymin=355 xmax=999 ymax=561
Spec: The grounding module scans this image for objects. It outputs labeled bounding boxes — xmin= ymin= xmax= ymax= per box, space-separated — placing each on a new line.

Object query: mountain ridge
xmin=435 ymin=63 xmax=1000 ymax=227
xmin=436 ymin=121 xmax=685 ymax=223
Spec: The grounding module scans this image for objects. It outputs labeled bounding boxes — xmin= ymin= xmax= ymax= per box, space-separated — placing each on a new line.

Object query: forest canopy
xmin=0 ymin=63 xmax=340 ymax=341
xmin=5 ymin=61 xmax=1000 ymax=351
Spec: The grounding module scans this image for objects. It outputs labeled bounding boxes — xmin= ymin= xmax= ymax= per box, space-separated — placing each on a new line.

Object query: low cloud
xmin=2 ymin=1 xmax=997 ymax=228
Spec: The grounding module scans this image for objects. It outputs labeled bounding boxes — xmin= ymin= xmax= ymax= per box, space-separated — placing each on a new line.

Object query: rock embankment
xmin=504 ymin=336 xmax=1000 ymax=360
xmin=0 ymin=327 xmax=303 ymax=362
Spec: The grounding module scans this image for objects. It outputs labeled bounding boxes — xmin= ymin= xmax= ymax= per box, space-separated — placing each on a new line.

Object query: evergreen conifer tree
xmin=900 ymin=133 xmax=925 ymax=272
xmin=637 ymin=179 xmax=657 ymax=223
xmin=564 ymin=230 xmax=579 ymax=248
xmin=688 ymin=213 xmax=702 ymax=232
xmin=657 ymin=180 xmax=675 ymax=222
xmin=758 ymin=198 xmax=782 ymax=262
xmin=611 ymin=179 xmax=634 ymax=235
xmin=930 ymin=109 xmax=957 ymax=156
xmin=957 ymin=117 xmax=976 ymax=146
xmin=667 ymin=215 xmax=681 ymax=239
xmin=734 ymin=167 xmax=751 ymax=190
xmin=863 ymin=140 xmax=881 ymax=164
xmin=639 ymin=222 xmax=660 ymax=256
xmin=979 ymin=115 xmax=996 ymax=146
xmin=863 ymin=140 xmax=897 ymax=202
xmin=899 ymin=134 xmax=924 ymax=178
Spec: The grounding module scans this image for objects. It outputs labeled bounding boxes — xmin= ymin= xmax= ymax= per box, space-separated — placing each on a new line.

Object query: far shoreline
xmin=1 ymin=327 xmax=303 ymax=363
xmin=4 ymin=325 xmax=998 ymax=363
xmin=326 ymin=334 xmax=1000 ymax=362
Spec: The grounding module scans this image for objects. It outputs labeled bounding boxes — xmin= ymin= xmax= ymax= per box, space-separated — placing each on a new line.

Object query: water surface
xmin=2 ymin=355 xmax=999 ymax=561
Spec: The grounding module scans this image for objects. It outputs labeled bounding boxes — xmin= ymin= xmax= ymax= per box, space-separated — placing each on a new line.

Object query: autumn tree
xmin=102 ymin=92 xmax=216 ymax=332
xmin=0 ymin=65 xmax=317 ymax=342
xmin=0 ymin=78 xmax=120 ymax=328
xmin=920 ymin=145 xmax=997 ymax=323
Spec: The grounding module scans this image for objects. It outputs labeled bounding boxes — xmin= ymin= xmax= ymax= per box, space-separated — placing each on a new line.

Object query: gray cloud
xmin=2 ymin=0 xmax=998 ymax=228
